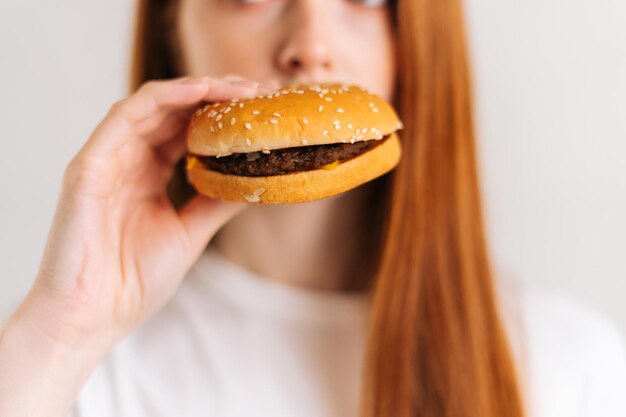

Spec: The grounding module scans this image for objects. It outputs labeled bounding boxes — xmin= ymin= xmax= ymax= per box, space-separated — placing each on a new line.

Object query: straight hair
xmin=130 ymin=1 xmax=527 ymax=416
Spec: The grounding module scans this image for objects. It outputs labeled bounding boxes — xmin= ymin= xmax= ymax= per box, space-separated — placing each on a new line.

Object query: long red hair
xmin=130 ymin=1 xmax=527 ymax=416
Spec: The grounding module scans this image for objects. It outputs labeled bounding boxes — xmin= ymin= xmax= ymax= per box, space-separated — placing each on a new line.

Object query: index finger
xmin=83 ymin=76 xmax=266 ymax=157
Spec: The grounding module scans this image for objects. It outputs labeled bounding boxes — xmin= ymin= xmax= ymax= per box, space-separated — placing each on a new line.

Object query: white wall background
xmin=1 ymin=1 xmax=624 ymax=335
xmin=465 ymin=0 xmax=626 ymax=334
xmin=0 ymin=1 xmax=135 ymax=318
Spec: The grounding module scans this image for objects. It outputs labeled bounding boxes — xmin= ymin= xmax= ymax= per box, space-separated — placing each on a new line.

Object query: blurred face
xmin=176 ymin=0 xmax=397 ymax=101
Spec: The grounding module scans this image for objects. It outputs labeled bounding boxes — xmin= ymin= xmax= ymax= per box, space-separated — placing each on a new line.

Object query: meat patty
xmin=195 ymin=135 xmax=389 ymax=177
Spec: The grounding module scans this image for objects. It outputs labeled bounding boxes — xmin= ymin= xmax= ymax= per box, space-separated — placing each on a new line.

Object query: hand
xmin=21 ymin=76 xmax=279 ymax=350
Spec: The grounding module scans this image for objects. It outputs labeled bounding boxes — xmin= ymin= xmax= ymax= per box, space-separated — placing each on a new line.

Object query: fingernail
xmin=257 ymin=81 xmax=281 ymax=95
xmin=230 ymin=80 xmax=260 ymax=89
xmin=183 ymin=76 xmax=208 ymax=85
xmin=260 ymin=79 xmax=281 ymax=89
xmin=223 ymin=73 xmax=245 ymax=82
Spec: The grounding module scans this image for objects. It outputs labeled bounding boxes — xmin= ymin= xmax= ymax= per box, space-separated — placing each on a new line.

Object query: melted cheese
xmin=321 ymin=160 xmax=340 ymax=170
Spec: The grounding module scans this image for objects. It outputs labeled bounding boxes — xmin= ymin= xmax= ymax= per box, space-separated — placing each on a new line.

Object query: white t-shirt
xmin=63 ymin=244 xmax=625 ymax=417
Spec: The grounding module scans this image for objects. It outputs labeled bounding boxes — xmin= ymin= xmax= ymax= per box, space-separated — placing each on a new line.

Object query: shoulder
xmin=495 ymin=270 xmax=626 ymax=417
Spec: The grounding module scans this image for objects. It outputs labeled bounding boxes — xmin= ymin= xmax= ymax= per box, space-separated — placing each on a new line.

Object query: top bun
xmin=187 ymin=83 xmax=403 ymax=157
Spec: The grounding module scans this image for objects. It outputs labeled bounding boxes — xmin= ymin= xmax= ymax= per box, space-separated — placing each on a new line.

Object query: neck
xmin=210 ymin=180 xmax=384 ymax=293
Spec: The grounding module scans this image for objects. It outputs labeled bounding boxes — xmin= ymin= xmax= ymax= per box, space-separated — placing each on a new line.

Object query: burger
xmin=185 ymin=83 xmax=403 ymax=204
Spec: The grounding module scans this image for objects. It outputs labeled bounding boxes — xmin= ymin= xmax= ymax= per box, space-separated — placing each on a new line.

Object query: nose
xmin=277 ymin=1 xmax=333 ymax=77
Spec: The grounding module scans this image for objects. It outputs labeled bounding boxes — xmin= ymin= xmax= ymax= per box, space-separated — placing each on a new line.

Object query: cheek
xmin=216 ymin=32 xmax=276 ymax=75
xmin=178 ymin=3 xmax=276 ymax=77
xmin=369 ymin=32 xmax=396 ymax=100
xmin=344 ymin=20 xmax=397 ymax=101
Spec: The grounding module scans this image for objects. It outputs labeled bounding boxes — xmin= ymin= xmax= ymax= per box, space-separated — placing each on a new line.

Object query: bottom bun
xmin=186 ymin=132 xmax=401 ymax=204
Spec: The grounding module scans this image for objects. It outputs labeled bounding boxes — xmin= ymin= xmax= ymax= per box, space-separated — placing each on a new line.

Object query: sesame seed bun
xmin=187 ymin=132 xmax=401 ymax=204
xmin=185 ymin=83 xmax=403 ymax=204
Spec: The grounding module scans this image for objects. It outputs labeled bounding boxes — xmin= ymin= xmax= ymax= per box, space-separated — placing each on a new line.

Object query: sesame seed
xmin=210 ymin=126 xmax=215 ymax=133
xmin=321 ymin=89 xmax=329 ymax=94
xmin=269 ymin=119 xmax=278 ymax=124
xmin=336 ymin=108 xmax=344 ymax=113
xmin=215 ymin=114 xmax=222 ymax=122
xmin=223 ymin=107 xmax=231 ymax=114
xmin=322 ymin=130 xmax=329 ymax=136
xmin=319 ymin=93 xmax=324 ymax=98
xmin=243 ymin=187 xmax=266 ymax=203
xmin=239 ymin=103 xmax=244 ymax=108
xmin=362 ymin=128 xmax=368 ymax=134
xmin=302 ymin=117 xmax=309 ymax=125
xmin=318 ymin=105 xmax=324 ymax=112
xmin=347 ymin=123 xmax=353 ymax=130
xmin=252 ymin=110 xmax=260 ymax=115
xmin=368 ymin=102 xmax=375 ymax=107
xmin=325 ymin=97 xmax=333 ymax=102
xmin=244 ymin=194 xmax=260 ymax=203
xmin=262 ymin=147 xmax=271 ymax=154
xmin=273 ymin=112 xmax=281 ymax=117
xmin=333 ymin=119 xmax=340 ymax=125
xmin=231 ymin=117 xmax=236 ymax=125
xmin=372 ymin=107 xmax=379 ymax=113
xmin=302 ymin=139 xmax=308 ymax=145
xmin=246 ymin=138 xmax=252 ymax=145
xmin=245 ymin=123 xmax=252 ymax=130
xmin=351 ymin=137 xmax=356 ymax=144
xmin=218 ymin=121 xmax=223 ymax=129
xmin=334 ymin=125 xmax=341 ymax=130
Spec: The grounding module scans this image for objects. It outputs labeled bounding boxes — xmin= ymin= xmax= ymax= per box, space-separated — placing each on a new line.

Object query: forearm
xmin=0 ymin=304 xmax=111 ymax=417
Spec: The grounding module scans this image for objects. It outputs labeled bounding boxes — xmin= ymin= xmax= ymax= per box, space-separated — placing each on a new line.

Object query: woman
xmin=1 ymin=0 xmax=625 ymax=416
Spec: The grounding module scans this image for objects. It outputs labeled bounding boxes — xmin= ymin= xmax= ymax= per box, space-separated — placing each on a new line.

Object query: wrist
xmin=21 ymin=281 xmax=122 ymax=353
xmin=10 ymin=295 xmax=115 ymax=364
xmin=0 ymin=307 xmax=111 ymax=417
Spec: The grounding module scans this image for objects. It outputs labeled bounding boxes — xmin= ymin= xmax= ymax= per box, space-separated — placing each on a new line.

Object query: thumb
xmin=178 ymin=194 xmax=248 ymax=260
